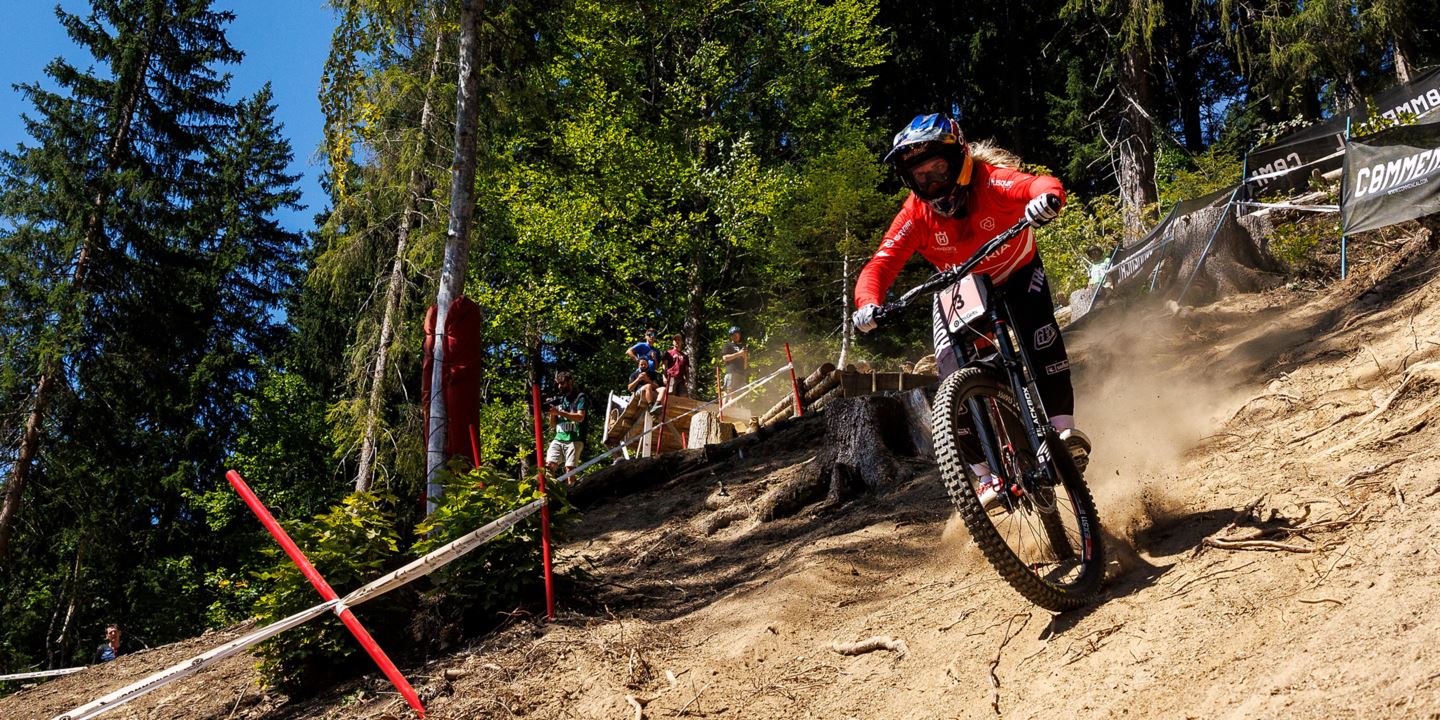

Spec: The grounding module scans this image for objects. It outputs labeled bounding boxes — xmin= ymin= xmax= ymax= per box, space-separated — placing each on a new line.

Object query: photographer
xmin=720 ymin=325 xmax=748 ymax=392
xmin=544 ymin=371 xmax=588 ymax=476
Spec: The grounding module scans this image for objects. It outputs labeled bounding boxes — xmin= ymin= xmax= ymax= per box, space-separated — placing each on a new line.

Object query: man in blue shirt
xmin=626 ymin=328 xmax=663 ymax=373
xmin=95 ymin=624 xmax=124 ymax=663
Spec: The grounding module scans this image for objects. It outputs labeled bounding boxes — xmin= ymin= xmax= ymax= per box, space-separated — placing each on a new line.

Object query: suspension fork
xmin=989 ymin=293 xmax=1055 ymax=470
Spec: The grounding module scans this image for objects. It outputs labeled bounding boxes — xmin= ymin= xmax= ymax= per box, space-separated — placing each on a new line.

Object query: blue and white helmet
xmin=884 ymin=113 xmax=973 ymax=216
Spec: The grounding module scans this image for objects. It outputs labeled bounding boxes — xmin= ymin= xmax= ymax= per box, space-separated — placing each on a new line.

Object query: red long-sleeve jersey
xmin=854 ymin=162 xmax=1065 ymax=308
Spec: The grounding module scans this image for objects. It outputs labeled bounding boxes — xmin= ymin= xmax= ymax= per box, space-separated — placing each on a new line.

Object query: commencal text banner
xmin=1341 ymin=122 xmax=1440 ymax=234
xmin=1247 ymin=67 xmax=1440 ymax=198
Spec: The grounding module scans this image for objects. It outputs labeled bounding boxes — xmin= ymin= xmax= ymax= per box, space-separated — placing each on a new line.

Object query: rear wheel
xmin=933 ymin=366 xmax=1105 ymax=611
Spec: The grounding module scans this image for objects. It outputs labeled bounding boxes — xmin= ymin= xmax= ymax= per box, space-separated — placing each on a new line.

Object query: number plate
xmin=937 ymin=274 xmax=988 ymax=333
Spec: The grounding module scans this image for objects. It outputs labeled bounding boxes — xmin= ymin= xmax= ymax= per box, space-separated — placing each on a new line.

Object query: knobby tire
xmin=933 ymin=366 xmax=1105 ymax=611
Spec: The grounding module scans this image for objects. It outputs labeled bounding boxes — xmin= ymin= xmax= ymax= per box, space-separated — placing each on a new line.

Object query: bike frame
xmin=948 ymin=274 xmax=1058 ymax=488
xmin=877 ymin=217 xmax=1060 ymax=487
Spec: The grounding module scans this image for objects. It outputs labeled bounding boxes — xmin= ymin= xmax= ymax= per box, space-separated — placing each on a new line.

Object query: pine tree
xmin=0 ymin=0 xmax=242 ymax=562
xmin=0 ymin=0 xmax=279 ymax=665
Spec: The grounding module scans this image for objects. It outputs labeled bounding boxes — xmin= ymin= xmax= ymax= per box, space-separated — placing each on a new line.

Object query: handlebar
xmin=872 ymin=198 xmax=1054 ymax=324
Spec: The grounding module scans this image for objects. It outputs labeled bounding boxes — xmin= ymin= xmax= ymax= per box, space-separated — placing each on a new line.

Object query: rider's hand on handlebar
xmin=852 ymin=304 xmax=881 ymax=333
xmin=1024 ymin=193 xmax=1063 ymax=227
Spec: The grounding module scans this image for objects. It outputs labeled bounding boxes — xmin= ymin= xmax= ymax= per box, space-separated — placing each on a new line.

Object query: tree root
xmin=1202 ymin=537 xmax=1318 ymax=553
xmin=1337 ymin=459 xmax=1405 ymax=486
xmin=625 ymin=694 xmax=648 ymax=720
xmin=829 ymin=635 xmax=908 ymax=659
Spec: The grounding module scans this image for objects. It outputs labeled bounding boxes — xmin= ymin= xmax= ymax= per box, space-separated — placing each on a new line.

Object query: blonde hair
xmin=968 ymin=140 xmax=1021 ymax=169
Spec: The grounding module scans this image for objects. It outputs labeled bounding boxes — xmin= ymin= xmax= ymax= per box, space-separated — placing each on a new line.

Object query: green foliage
xmin=1269 ymin=218 xmax=1339 ymax=269
xmin=1156 ymin=142 xmax=1244 ymax=207
xmin=252 ymin=492 xmax=401 ymax=693
xmin=412 ymin=465 xmax=556 ymax=613
xmin=1036 ymin=193 xmax=1126 ymax=298
xmin=1353 ymin=98 xmax=1422 ymax=137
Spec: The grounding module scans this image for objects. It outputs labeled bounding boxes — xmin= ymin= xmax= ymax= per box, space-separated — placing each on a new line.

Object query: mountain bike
xmin=872 ymin=208 xmax=1105 ymax=611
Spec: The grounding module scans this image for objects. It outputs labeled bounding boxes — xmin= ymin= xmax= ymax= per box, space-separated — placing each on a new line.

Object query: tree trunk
xmin=47 ymin=545 xmax=84 ymax=667
xmin=1394 ymin=34 xmax=1417 ymax=84
xmin=356 ymin=28 xmax=444 ymax=493
xmin=426 ymin=0 xmax=485 ymax=511
xmin=1169 ymin=4 xmax=1205 ymax=153
xmin=1117 ymin=42 xmax=1159 ymax=243
xmin=0 ymin=18 xmax=156 ymax=561
xmin=683 ymin=245 xmax=708 ymax=397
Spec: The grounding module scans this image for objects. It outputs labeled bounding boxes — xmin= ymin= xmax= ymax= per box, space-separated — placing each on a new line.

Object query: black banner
xmin=1107 ymin=184 xmax=1237 ymax=287
xmin=1341 ymin=122 xmax=1440 ymax=234
xmin=1246 ymin=66 xmax=1440 ymax=198
xmin=1244 ymin=132 xmax=1345 ymax=198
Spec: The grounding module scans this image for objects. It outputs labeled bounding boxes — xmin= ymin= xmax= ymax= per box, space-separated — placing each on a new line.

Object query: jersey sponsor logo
xmin=980 ymin=216 xmax=996 ymax=231
xmin=1028 ymin=267 xmax=1046 ymax=293
xmin=934 ymin=230 xmax=950 ymax=246
xmin=1045 ymin=359 xmax=1070 ymax=375
xmin=894 ymin=219 xmax=914 ymax=241
xmin=990 ymin=178 xmax=1016 ymax=189
xmin=1033 ymin=324 xmax=1058 ymax=349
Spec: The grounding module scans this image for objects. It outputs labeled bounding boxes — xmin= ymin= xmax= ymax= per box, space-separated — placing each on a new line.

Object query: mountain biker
xmin=851 ymin=113 xmax=1090 ymax=505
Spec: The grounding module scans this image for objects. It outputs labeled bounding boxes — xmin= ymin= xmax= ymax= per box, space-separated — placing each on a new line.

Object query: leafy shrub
xmin=410 ymin=464 xmax=562 ymax=640
xmin=252 ymin=492 xmax=400 ymax=694
xmin=1268 ymin=217 xmax=1338 ymax=270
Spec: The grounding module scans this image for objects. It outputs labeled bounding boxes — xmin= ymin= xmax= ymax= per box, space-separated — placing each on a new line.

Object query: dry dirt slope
xmin=5 ymin=229 xmax=1440 ymax=720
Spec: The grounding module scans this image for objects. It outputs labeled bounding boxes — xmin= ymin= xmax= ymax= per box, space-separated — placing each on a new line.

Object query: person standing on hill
xmin=720 ymin=326 xmax=748 ymax=392
xmin=626 ymin=328 xmax=663 ymax=373
xmin=545 ymin=371 xmax=588 ymax=476
xmin=850 ymin=113 xmax=1090 ymax=507
xmin=662 ymin=333 xmax=690 ymax=398
xmin=95 ymin=624 xmax=124 ymax=663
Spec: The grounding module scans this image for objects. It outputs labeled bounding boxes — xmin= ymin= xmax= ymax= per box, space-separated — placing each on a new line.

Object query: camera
xmin=542 ymin=396 xmax=565 ymax=410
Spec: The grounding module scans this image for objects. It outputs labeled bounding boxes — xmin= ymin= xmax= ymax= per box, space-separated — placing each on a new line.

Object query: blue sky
xmin=0 ymin=1 xmax=338 ymax=234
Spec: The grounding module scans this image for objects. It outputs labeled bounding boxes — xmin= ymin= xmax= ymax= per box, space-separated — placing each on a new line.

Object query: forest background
xmin=1 ymin=0 xmax=1437 ymax=687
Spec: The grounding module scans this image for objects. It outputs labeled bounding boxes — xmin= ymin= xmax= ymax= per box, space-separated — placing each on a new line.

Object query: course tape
xmin=1237 ymin=201 xmax=1340 ymax=213
xmin=51 ymin=599 xmax=340 ymax=720
xmin=0 ymin=667 xmax=86 ymax=682
xmin=344 ymin=499 xmax=545 ymax=608
xmin=50 ymin=362 xmax=798 ymax=719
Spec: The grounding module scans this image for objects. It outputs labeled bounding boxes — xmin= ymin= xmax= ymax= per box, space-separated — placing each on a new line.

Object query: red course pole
xmin=785 ymin=342 xmax=803 ymax=417
xmin=225 ymin=470 xmax=426 ymax=719
xmin=530 ymin=384 xmax=556 ymax=620
xmin=468 ymin=423 xmax=482 ymax=468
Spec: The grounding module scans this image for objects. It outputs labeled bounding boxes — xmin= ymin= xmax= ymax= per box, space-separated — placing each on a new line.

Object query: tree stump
xmin=1164 ymin=204 xmax=1285 ymax=303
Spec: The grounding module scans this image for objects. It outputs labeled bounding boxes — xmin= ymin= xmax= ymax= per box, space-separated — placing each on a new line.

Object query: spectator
xmin=663 ymin=333 xmax=690 ymax=399
xmin=544 ymin=371 xmax=588 ymax=476
xmin=720 ymin=326 xmax=748 ymax=392
xmin=626 ymin=328 xmax=662 ymax=373
xmin=627 ymin=355 xmax=661 ymax=407
xmin=1085 ymin=245 xmax=1112 ymax=288
xmin=95 ymin=624 xmax=124 ymax=663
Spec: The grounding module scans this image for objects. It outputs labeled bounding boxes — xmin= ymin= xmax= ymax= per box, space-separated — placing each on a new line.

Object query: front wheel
xmin=933 ymin=366 xmax=1105 ymax=611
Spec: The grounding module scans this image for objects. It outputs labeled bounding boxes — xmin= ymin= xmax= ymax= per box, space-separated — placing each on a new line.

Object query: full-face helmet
xmin=884 ymin=113 xmax=974 ymax=217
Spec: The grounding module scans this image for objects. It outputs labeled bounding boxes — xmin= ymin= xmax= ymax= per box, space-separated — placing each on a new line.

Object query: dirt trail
xmin=6 ymin=228 xmax=1440 ymax=719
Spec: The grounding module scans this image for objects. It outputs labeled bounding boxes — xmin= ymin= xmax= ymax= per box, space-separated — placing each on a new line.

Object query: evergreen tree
xmin=0 ymin=0 xmax=306 ymax=668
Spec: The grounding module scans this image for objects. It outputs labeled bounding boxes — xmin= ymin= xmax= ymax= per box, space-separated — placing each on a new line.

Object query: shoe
xmin=1059 ymin=427 xmax=1091 ymax=473
xmin=975 ymin=474 xmax=1006 ymax=510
